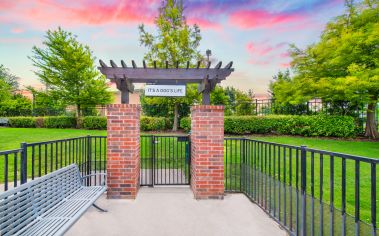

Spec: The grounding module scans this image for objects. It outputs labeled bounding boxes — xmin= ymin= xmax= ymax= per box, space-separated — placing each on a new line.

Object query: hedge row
xmin=8 ymin=116 xmax=77 ymax=128
xmin=5 ymin=116 xmax=171 ymax=131
xmin=180 ymin=115 xmax=357 ymax=137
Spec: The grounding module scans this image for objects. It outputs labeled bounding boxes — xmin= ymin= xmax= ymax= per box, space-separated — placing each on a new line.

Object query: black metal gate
xmin=140 ymin=135 xmax=190 ymax=186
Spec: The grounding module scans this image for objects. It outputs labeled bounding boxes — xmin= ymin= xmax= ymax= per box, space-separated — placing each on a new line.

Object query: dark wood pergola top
xmin=97 ymin=59 xmax=234 ymax=104
xmin=98 ymin=60 xmax=234 ymax=83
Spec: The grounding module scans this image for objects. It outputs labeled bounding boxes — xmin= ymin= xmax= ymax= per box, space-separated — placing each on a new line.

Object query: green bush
xmin=80 ymin=116 xmax=107 ymax=130
xmin=5 ymin=115 xmax=174 ymax=131
xmin=181 ymin=115 xmax=356 ymax=137
xmin=44 ymin=116 xmax=76 ymax=128
xmin=140 ymin=116 xmax=171 ymax=131
xmin=8 ymin=117 xmax=36 ymax=128
xmin=180 ymin=117 xmax=191 ymax=132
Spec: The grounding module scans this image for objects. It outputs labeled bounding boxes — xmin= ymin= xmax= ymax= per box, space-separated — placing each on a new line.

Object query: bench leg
xmin=92 ymin=204 xmax=108 ymax=212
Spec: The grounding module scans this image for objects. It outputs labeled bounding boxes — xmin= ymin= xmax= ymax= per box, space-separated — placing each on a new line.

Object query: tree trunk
xmin=364 ymin=101 xmax=378 ymax=139
xmin=172 ymin=103 xmax=178 ymax=132
xmin=77 ymin=104 xmax=81 ymax=117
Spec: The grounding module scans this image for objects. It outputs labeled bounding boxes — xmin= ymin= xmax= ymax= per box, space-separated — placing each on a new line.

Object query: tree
xmin=0 ymin=94 xmax=32 ymax=116
xmin=0 ymin=65 xmax=19 ymax=92
xmin=139 ymin=0 xmax=203 ymax=131
xmin=223 ymin=87 xmax=255 ymax=115
xmin=0 ymin=65 xmax=19 ymax=102
xmin=0 ymin=65 xmax=30 ymax=116
xmin=29 ymin=27 xmax=112 ymax=116
xmin=272 ymin=1 xmax=379 ymax=138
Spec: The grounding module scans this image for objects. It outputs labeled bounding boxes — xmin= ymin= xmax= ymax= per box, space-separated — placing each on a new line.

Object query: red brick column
xmin=190 ymin=105 xmax=224 ymax=199
xmin=107 ymin=104 xmax=140 ymax=199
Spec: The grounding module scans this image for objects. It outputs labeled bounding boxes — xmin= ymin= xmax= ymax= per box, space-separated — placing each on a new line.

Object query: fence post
xmin=87 ymin=135 xmax=91 ymax=186
xmin=240 ymin=139 xmax=245 ymax=192
xmin=20 ymin=142 xmax=27 ymax=184
xmin=300 ymin=145 xmax=307 ymax=236
xmin=255 ymin=99 xmax=258 ymax=115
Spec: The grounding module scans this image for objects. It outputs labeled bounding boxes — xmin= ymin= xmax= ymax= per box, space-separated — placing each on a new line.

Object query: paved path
xmin=67 ymin=187 xmax=287 ymax=236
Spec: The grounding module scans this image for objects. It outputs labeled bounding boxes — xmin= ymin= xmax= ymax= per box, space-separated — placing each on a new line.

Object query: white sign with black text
xmin=145 ymin=85 xmax=186 ymax=97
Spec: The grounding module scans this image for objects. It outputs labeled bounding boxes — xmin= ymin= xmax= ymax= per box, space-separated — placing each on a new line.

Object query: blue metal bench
xmin=0 ymin=164 xmax=106 ymax=236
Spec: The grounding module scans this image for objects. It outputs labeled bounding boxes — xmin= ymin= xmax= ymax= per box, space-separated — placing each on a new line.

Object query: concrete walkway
xmin=66 ymin=187 xmax=287 ymax=236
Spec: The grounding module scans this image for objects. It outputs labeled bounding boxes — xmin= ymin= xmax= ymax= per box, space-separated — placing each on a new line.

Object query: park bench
xmin=0 ymin=164 xmax=107 ymax=236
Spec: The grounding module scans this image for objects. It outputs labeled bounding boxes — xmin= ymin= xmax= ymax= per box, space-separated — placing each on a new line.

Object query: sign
xmin=145 ymin=85 xmax=186 ymax=97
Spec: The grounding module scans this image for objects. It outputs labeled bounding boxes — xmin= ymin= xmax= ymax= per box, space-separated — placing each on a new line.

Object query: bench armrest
xmin=81 ymin=173 xmax=107 ymax=186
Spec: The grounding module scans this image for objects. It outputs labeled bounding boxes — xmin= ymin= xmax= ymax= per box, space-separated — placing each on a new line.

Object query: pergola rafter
xmin=98 ymin=60 xmax=234 ymax=104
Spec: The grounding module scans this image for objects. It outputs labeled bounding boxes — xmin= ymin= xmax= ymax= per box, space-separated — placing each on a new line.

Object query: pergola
xmin=98 ymin=60 xmax=234 ymax=104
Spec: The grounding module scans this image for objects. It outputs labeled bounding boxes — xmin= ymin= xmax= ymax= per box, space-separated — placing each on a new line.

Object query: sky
xmin=0 ymin=0 xmax=346 ymax=95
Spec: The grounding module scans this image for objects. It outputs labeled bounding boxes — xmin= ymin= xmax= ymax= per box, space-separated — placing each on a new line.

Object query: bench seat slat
xmin=44 ymin=200 xmax=89 ymax=218
xmin=17 ymin=218 xmax=69 ymax=236
xmin=68 ymin=186 xmax=104 ymax=200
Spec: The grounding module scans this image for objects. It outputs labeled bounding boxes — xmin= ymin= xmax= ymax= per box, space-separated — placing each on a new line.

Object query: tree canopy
xmin=0 ymin=65 xmax=32 ymax=116
xmin=29 ymin=27 xmax=112 ymax=116
xmin=139 ymin=0 xmax=203 ymax=131
xmin=270 ymin=0 xmax=379 ymax=138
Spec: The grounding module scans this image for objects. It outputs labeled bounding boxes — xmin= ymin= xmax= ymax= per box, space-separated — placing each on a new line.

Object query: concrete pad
xmin=66 ymin=187 xmax=287 ymax=236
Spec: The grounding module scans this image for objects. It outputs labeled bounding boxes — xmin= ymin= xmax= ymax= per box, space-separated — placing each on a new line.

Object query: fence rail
xmin=225 ymin=138 xmax=378 ymax=236
xmin=0 ymin=136 xmax=107 ymax=191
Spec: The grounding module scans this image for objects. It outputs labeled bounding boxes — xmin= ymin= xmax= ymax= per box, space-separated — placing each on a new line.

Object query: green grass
xmin=0 ymin=128 xmax=106 ymax=150
xmin=246 ymin=135 xmax=379 ymax=159
xmin=1 ymin=128 xmax=378 ymax=158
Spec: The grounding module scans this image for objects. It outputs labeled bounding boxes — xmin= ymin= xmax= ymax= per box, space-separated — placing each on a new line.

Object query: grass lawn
xmin=247 ymin=135 xmax=379 ymax=159
xmin=1 ymin=128 xmax=378 ymax=158
xmin=0 ymin=128 xmax=106 ymax=150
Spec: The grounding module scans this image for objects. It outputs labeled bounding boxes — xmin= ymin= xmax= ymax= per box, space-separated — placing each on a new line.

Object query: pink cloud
xmin=279 ymin=52 xmax=290 ymax=58
xmin=229 ymin=10 xmax=305 ymax=29
xmin=11 ymin=28 xmax=24 ymax=34
xmin=0 ymin=0 xmax=160 ymax=30
xmin=187 ymin=17 xmax=221 ymax=30
xmin=0 ymin=0 xmax=226 ymax=32
xmin=246 ymin=41 xmax=286 ymax=57
xmin=245 ymin=41 xmax=290 ymax=65
xmin=280 ymin=63 xmax=291 ymax=68
xmin=246 ymin=42 xmax=254 ymax=53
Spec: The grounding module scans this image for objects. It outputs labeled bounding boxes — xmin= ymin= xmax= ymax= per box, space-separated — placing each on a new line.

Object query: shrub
xmin=180 ymin=115 xmax=356 ymax=137
xmin=44 ymin=116 xmax=76 ymax=128
xmin=80 ymin=116 xmax=107 ymax=130
xmin=79 ymin=116 xmax=172 ymax=131
xmin=140 ymin=116 xmax=171 ymax=131
xmin=8 ymin=117 xmax=36 ymax=128
xmin=180 ymin=117 xmax=191 ymax=132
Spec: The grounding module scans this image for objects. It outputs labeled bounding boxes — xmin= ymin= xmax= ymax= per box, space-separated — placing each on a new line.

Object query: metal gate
xmin=140 ymin=135 xmax=190 ymax=186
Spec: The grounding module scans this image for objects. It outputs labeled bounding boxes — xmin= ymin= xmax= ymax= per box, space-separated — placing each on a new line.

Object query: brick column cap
xmin=107 ymin=104 xmax=141 ymax=109
xmin=191 ymin=105 xmax=224 ymax=112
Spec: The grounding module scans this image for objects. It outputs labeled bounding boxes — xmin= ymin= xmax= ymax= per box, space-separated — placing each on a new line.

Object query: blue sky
xmin=0 ymin=0 xmax=346 ymax=94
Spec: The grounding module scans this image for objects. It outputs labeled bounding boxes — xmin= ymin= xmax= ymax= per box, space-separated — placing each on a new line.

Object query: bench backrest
xmin=0 ymin=164 xmax=82 ymax=235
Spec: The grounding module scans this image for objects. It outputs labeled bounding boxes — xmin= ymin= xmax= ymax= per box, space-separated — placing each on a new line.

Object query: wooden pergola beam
xmin=98 ymin=60 xmax=234 ymax=105
xmin=98 ymin=68 xmax=233 ymax=82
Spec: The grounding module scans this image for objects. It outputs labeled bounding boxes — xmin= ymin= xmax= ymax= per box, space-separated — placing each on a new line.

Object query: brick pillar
xmin=190 ymin=105 xmax=224 ymax=199
xmin=107 ymin=104 xmax=140 ymax=199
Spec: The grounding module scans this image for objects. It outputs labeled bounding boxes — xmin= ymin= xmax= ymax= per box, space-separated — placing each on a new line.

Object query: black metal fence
xmin=251 ymin=99 xmax=379 ymax=132
xmin=1 ymin=136 xmax=378 ymax=236
xmin=0 ymin=136 xmax=107 ymax=191
xmin=225 ymin=138 xmax=378 ymax=236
